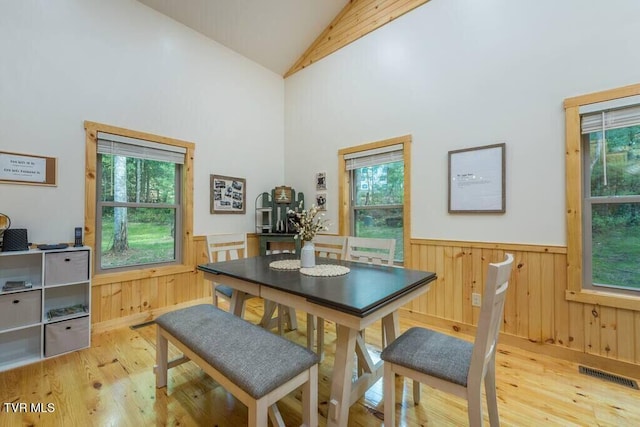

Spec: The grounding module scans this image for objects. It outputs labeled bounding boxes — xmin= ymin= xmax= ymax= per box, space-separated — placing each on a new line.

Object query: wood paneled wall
xmin=90 ymin=234 xmax=640 ymax=377
xmin=405 ymin=239 xmax=640 ymax=378
xmin=90 ymin=235 xmax=260 ymax=333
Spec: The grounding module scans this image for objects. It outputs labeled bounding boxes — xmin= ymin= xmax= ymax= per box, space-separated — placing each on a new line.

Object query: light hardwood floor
xmin=1 ymin=299 xmax=639 ymax=426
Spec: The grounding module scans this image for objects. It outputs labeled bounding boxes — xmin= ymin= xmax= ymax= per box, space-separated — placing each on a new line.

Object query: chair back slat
xmin=344 ymin=236 xmax=395 ymax=266
xmin=312 ymin=235 xmax=347 ymax=260
xmin=469 ymin=253 xmax=514 ymax=382
xmin=206 ymin=233 xmax=247 ymax=263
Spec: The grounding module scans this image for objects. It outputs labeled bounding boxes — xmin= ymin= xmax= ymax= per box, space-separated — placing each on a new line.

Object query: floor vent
xmin=130 ymin=320 xmax=156 ymax=330
xmin=579 ymin=366 xmax=639 ymax=390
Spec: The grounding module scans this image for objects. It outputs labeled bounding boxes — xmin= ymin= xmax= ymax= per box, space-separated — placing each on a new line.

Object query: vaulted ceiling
xmin=137 ymin=0 xmax=348 ymax=76
xmin=136 ymin=0 xmax=432 ymax=77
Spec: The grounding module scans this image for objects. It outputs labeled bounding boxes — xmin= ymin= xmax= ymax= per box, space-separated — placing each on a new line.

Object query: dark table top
xmin=198 ymin=254 xmax=437 ymax=317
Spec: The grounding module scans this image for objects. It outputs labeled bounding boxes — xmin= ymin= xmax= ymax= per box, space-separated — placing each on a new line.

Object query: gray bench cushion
xmin=381 ymin=327 xmax=473 ymax=386
xmin=156 ymin=304 xmax=318 ymax=399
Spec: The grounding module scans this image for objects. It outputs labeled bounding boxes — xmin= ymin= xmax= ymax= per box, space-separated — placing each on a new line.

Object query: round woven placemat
xmin=269 ymin=260 xmax=300 ymax=270
xmin=300 ymin=265 xmax=350 ymax=277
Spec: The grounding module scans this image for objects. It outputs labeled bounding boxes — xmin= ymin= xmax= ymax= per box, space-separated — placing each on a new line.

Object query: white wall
xmin=0 ymin=0 xmax=284 ymax=243
xmin=284 ymin=0 xmax=640 ymax=245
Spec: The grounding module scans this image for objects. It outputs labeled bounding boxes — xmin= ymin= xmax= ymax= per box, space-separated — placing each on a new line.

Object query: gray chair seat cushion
xmin=156 ymin=304 xmax=318 ymax=399
xmin=381 ymin=327 xmax=473 ymax=386
xmin=214 ymin=284 xmax=233 ymax=298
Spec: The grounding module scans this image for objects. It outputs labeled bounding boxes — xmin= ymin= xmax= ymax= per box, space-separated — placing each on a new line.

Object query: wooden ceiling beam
xmin=284 ymin=0 xmax=432 ymax=78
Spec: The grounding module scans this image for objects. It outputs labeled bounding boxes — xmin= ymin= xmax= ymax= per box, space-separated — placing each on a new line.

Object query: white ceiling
xmin=137 ymin=0 xmax=348 ymax=76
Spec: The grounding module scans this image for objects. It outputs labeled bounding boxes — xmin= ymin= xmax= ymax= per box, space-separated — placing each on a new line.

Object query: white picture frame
xmin=316 ymin=192 xmax=327 ymax=210
xmin=315 ymin=172 xmax=326 ymax=190
xmin=448 ymin=143 xmax=505 ymax=213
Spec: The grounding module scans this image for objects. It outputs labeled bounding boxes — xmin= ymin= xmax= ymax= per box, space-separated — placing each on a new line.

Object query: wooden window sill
xmin=92 ymin=264 xmax=195 ymax=286
xmin=565 ymin=289 xmax=640 ymax=311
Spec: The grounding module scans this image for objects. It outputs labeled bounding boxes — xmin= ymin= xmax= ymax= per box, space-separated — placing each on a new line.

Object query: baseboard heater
xmin=129 ymin=320 xmax=156 ymax=330
xmin=579 ymin=365 xmax=639 ymax=390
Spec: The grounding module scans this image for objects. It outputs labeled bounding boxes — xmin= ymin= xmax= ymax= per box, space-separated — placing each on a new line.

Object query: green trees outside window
xmin=352 ymin=161 xmax=404 ymax=260
xmin=585 ymin=125 xmax=640 ymax=291
xmin=98 ymin=155 xmax=180 ymax=271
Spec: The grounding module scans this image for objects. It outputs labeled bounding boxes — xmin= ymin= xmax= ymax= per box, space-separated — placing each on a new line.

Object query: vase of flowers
xmin=300 ymin=241 xmax=316 ymax=268
xmin=288 ymin=202 xmax=329 ymax=268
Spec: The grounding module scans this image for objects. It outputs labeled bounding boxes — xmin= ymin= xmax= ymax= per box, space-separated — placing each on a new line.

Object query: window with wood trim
xmin=338 ymin=135 xmax=412 ymax=264
xmin=84 ymin=122 xmax=195 ymax=276
xmin=564 ymin=84 xmax=640 ymax=306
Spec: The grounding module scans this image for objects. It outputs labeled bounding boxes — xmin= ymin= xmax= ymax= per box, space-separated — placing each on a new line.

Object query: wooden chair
xmin=306 ymin=235 xmax=347 ymax=360
xmin=205 ymin=233 xmax=254 ymax=316
xmin=344 ymin=236 xmax=396 ymax=266
xmin=344 ymin=236 xmax=396 ymax=349
xmin=206 ymin=233 xmax=294 ymax=332
xmin=381 ymin=253 xmax=514 ymax=426
xmin=312 ymin=234 xmax=347 ymax=260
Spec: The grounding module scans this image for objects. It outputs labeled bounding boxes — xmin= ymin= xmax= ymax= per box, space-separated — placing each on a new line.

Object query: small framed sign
xmin=448 ymin=143 xmax=505 ymax=213
xmin=0 ymin=150 xmax=57 ymax=186
xmin=210 ymin=175 xmax=246 ymax=214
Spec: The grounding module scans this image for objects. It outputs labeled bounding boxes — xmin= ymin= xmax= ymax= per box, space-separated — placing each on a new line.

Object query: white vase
xmin=300 ymin=241 xmax=315 ymax=268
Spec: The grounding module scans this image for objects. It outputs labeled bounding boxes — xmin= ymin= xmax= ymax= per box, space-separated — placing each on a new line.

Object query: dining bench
xmin=155 ymin=304 xmax=319 ymax=427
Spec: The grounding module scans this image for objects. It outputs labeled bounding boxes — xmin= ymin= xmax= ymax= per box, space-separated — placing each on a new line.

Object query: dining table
xmin=197 ymin=253 xmax=436 ymax=427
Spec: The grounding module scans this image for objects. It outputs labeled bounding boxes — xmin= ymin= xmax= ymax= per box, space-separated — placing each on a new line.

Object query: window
xmin=84 ymin=122 xmax=194 ymax=276
xmin=339 ymin=136 xmax=411 ymax=263
xmin=580 ymin=102 xmax=640 ymax=293
xmin=564 ymin=84 xmax=640 ymax=307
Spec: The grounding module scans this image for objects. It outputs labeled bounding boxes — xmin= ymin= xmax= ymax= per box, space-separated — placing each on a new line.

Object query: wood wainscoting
xmin=90 ymin=234 xmax=261 ymax=333
xmin=404 ymin=239 xmax=640 ymax=378
xmin=90 ymin=268 xmax=209 ymax=334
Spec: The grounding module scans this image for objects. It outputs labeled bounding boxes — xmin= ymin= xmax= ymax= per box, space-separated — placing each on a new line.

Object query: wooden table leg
xmin=230 ymin=290 xmax=247 ymax=317
xmin=327 ymin=324 xmax=357 ymax=427
xmin=260 ymin=302 xmax=298 ymax=333
xmin=277 ymin=304 xmax=284 ymax=336
xmin=381 ymin=311 xmax=399 ymax=344
xmin=282 ymin=306 xmax=298 ymax=330
xmin=260 ymin=300 xmax=277 ymax=329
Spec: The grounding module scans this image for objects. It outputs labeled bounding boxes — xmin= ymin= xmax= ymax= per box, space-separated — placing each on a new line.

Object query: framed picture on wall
xmin=210 ymin=174 xmax=246 ymax=214
xmin=448 ymin=143 xmax=505 ymax=213
xmin=316 ymin=193 xmax=327 ymax=210
xmin=316 ymin=172 xmax=327 ymax=190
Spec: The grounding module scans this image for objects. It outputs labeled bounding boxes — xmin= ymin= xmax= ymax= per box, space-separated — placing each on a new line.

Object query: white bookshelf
xmin=0 ymin=247 xmax=91 ymax=371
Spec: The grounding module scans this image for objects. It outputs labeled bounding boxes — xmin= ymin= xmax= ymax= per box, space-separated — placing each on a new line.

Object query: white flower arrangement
xmin=287 ymin=201 xmax=330 ymax=241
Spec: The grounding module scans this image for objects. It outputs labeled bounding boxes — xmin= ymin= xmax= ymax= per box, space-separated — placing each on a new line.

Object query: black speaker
xmin=2 ymin=228 xmax=29 ymax=251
